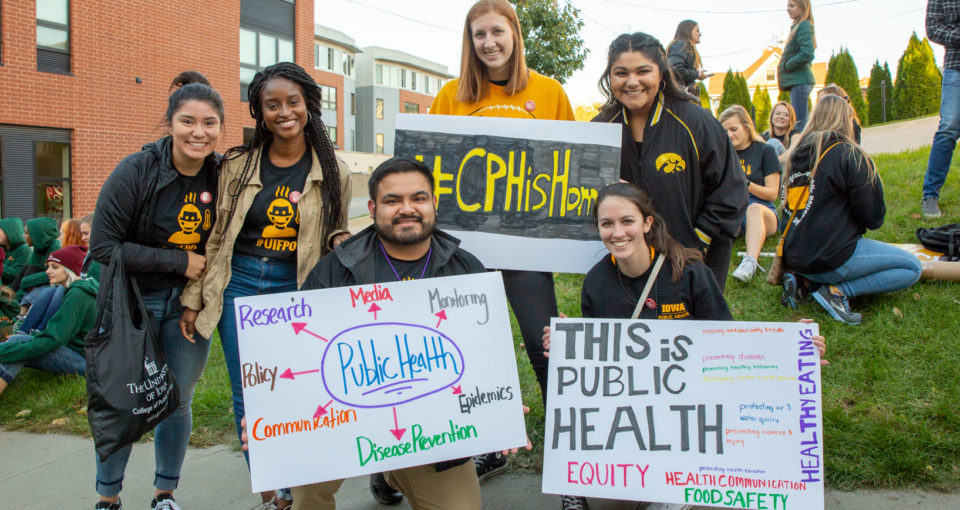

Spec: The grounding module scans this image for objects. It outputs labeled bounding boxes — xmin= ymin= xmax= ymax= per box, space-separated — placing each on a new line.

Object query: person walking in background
xmin=921 ymin=0 xmax=960 ymax=218
xmin=592 ymin=32 xmax=747 ymax=292
xmin=89 ymin=71 xmax=224 ymax=510
xmin=667 ymin=19 xmax=710 ymax=95
xmin=780 ymin=95 xmax=921 ymax=325
xmin=720 ymin=106 xmax=782 ymax=283
xmin=778 ymin=0 xmax=816 ymax=131
xmin=178 ymin=62 xmax=351 ymax=510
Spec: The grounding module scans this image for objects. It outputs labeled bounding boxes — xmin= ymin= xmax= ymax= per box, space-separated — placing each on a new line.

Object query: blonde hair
xmin=769 ymin=101 xmax=797 ymax=142
xmin=783 ymin=95 xmax=876 ymax=188
xmin=456 ymin=0 xmax=529 ymax=103
xmin=786 ymin=0 xmax=817 ymax=49
xmin=818 ymin=83 xmax=860 ymax=124
xmin=719 ymin=105 xmax=765 ymax=144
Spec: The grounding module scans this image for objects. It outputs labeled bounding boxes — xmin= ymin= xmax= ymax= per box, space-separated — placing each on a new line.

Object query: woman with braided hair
xmin=179 ymin=62 xmax=350 ymax=510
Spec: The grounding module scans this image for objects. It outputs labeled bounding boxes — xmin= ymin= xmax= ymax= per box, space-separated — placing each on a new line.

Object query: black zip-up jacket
xmin=302 ymin=225 xmax=485 ymax=471
xmin=782 ymin=132 xmax=885 ymax=274
xmin=592 ymin=93 xmax=747 ymax=250
xmin=90 ymin=137 xmax=220 ymax=290
xmin=668 ymin=40 xmax=699 ymax=88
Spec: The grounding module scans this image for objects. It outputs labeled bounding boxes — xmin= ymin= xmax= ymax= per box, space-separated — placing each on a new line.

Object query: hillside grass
xmin=3 ymin=146 xmax=959 ymax=489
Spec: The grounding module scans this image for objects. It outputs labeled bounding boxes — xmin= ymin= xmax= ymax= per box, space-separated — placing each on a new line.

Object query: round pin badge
xmin=289 ymin=191 xmax=302 ymax=204
xmin=525 ymin=100 xmax=536 ymax=112
xmin=645 ymin=298 xmax=656 ymax=310
xmin=199 ymin=191 xmax=213 ymax=204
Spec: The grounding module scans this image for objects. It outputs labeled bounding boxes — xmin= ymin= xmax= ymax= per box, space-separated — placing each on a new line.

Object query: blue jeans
xmin=18 ymin=285 xmax=64 ymax=333
xmin=0 ymin=335 xmax=85 ymax=383
xmin=217 ymin=254 xmax=297 ymax=462
xmin=791 ymin=84 xmax=814 ymax=131
xmin=766 ymin=138 xmax=786 ymax=157
xmin=923 ymin=69 xmax=960 ymax=199
xmin=802 ymin=238 xmax=922 ymax=298
xmin=95 ymin=285 xmax=212 ymax=497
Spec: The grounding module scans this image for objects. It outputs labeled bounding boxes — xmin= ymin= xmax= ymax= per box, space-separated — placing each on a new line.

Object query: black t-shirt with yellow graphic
xmin=737 ymin=141 xmax=780 ymax=188
xmin=234 ymin=148 xmax=311 ymax=260
xmin=154 ymin=170 xmax=217 ymax=254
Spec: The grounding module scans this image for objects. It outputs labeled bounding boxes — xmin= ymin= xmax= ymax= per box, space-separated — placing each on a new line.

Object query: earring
xmin=308 ymin=112 xmax=313 ymax=123
xmin=659 ymin=80 xmax=665 ymax=92
xmin=261 ymin=120 xmax=268 ymax=131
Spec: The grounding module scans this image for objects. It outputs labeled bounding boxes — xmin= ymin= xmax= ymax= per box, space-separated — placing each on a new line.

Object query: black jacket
xmin=592 ymin=94 xmax=747 ymax=250
xmin=581 ymin=254 xmax=731 ymax=320
xmin=302 ymin=225 xmax=485 ymax=471
xmin=89 ymin=137 xmax=220 ymax=289
xmin=668 ymin=40 xmax=699 ymax=88
xmin=782 ymin=132 xmax=884 ymax=274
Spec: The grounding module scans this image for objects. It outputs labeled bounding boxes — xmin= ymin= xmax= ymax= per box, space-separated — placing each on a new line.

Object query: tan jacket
xmin=181 ymin=146 xmax=351 ymax=338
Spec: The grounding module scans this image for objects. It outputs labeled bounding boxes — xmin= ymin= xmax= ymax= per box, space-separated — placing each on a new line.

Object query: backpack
xmin=916 ymin=224 xmax=960 ymax=261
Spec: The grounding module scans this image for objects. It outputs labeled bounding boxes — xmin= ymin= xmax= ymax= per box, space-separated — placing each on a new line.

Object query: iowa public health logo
xmin=655 ymin=153 xmax=686 ymax=174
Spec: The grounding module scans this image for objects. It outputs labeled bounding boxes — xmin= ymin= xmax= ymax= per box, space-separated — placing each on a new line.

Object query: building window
xmin=320 ymin=85 xmax=337 ymax=110
xmin=37 ymin=0 xmax=70 ymax=73
xmin=35 ymin=141 xmax=71 ymax=221
xmin=325 ymin=125 xmax=337 ymax=143
xmin=376 ymin=99 xmax=384 ymax=119
xmin=411 ymin=71 xmax=418 ymax=91
xmin=376 ymin=64 xmax=383 ymax=85
xmin=766 ymin=69 xmax=776 ymax=81
xmin=404 ymin=102 xmax=420 ymax=114
xmin=240 ymin=27 xmax=294 ymax=101
xmin=376 ymin=134 xmax=384 ymax=154
xmin=351 ymin=93 xmax=356 ymax=115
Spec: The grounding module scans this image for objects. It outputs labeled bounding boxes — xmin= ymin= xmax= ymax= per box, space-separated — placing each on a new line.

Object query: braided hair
xmin=220 ymin=62 xmax=344 ymax=247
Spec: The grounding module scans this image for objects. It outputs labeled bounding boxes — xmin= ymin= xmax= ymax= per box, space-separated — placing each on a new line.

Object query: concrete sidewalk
xmin=2 ymin=431 xmax=959 ymax=509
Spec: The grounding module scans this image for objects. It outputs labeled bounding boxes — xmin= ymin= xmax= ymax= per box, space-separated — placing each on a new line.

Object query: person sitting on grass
xmin=13 ymin=217 xmax=61 ymax=306
xmin=720 ymin=105 xmax=782 ymax=283
xmin=0 ymin=245 xmax=98 ymax=396
xmin=780 ymin=95 xmax=921 ymax=325
xmin=1 ymin=217 xmax=30 ymax=287
xmin=762 ymin=101 xmax=799 ymax=156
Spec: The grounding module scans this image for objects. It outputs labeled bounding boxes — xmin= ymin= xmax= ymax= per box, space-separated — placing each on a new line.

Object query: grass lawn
xmin=3 ymin=146 xmax=959 ymax=490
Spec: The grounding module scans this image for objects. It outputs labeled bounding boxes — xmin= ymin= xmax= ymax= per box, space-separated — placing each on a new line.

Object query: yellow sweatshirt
xmin=429 ymin=71 xmax=574 ymax=121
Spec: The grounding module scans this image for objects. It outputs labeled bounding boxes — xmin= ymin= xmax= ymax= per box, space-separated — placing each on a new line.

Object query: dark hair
xmin=667 ymin=20 xmax=702 ymax=70
xmin=221 ymin=62 xmax=344 ymax=245
xmin=598 ymin=32 xmax=697 ymax=116
xmin=592 ymin=183 xmax=702 ymax=281
xmin=368 ymin=157 xmax=435 ymax=200
xmin=164 ymin=71 xmax=224 ymax=125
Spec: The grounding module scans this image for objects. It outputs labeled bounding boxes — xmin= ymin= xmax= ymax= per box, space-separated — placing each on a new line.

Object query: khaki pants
xmin=291 ymin=461 xmax=480 ymax=510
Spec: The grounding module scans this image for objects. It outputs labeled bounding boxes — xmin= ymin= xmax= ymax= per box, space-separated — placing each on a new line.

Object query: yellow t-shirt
xmin=429 ymin=71 xmax=575 ymax=121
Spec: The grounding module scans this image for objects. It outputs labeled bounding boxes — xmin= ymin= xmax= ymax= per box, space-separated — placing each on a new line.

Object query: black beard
xmin=373 ymin=213 xmax=435 ymax=246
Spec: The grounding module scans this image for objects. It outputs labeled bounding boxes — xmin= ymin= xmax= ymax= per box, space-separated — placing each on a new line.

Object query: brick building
xmin=0 ymin=0 xmax=324 ymax=221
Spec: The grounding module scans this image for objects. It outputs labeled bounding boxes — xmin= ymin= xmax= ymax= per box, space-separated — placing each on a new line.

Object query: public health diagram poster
xmin=235 ymin=272 xmax=527 ymax=492
xmin=543 ymin=319 xmax=824 ymax=510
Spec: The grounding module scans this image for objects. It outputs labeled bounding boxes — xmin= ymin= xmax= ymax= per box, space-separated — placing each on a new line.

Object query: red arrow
xmin=368 ymin=302 xmax=382 ymax=320
xmin=389 ymin=406 xmax=406 ymax=441
xmin=435 ymin=310 xmax=448 ymax=328
xmin=451 ymin=385 xmax=462 ymax=395
xmin=279 ymin=368 xmax=320 ymax=380
xmin=292 ymin=322 xmax=329 ymax=342
xmin=314 ymin=400 xmax=334 ymax=418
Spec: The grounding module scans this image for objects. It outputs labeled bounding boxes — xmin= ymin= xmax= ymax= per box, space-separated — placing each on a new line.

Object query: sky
xmin=318 ymin=0 xmax=935 ymax=106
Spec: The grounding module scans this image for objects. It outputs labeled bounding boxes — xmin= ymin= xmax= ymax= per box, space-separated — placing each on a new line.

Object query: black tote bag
xmin=85 ymin=247 xmax=180 ymax=461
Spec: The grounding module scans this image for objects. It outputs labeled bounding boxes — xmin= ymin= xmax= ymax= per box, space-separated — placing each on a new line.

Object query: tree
xmin=699 ymin=82 xmax=711 ymax=110
xmin=824 ymin=47 xmax=869 ymax=126
xmin=753 ymin=85 xmax=772 ymax=132
xmin=778 ymin=90 xmax=791 ymax=103
xmin=573 ymin=102 xmax=601 ymax=121
xmin=867 ymin=60 xmax=893 ymax=124
xmin=719 ymin=70 xmax=751 ymax=114
xmin=514 ymin=0 xmax=588 ymax=83
xmin=893 ymin=32 xmax=942 ymax=120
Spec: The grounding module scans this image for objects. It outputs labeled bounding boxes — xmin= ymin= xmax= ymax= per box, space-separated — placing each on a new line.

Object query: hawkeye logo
xmin=655 ymin=153 xmax=686 ymax=174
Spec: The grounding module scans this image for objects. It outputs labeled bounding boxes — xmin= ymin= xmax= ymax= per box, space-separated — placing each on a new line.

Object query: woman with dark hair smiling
xmin=592 ymin=32 xmax=746 ymax=291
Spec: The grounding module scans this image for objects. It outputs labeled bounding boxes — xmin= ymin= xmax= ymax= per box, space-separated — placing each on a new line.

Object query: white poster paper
xmin=543 ymin=319 xmax=824 ymax=510
xmin=236 ymin=272 xmax=527 ymax=492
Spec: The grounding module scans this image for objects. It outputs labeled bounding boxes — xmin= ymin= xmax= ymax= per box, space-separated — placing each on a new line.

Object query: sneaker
xmin=473 ymin=452 xmax=507 ymax=483
xmin=151 ymin=493 xmax=181 ymax=510
xmin=94 ymin=501 xmax=121 ymax=510
xmin=560 ymin=495 xmax=589 ymax=510
xmin=781 ymin=273 xmax=799 ymax=309
xmin=922 ymin=197 xmax=942 ymax=218
xmin=812 ymin=285 xmax=862 ymax=325
xmin=248 ymin=501 xmax=275 ymax=510
xmin=731 ymin=256 xmax=762 ymax=282
xmin=369 ymin=472 xmax=403 ymax=505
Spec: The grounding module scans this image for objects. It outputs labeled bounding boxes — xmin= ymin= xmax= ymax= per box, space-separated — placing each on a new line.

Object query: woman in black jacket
xmin=88 ymin=72 xmax=223 ymax=510
xmin=592 ymin=32 xmax=747 ymax=291
xmin=667 ymin=19 xmax=709 ymax=94
xmin=781 ymin=95 xmax=921 ymax=325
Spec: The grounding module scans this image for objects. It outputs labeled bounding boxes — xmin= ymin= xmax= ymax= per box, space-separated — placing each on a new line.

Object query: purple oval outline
xmin=321 ymin=322 xmax=465 ymax=409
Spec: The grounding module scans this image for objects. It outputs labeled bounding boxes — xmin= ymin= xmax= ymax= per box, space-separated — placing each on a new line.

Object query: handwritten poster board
xmin=543 ymin=319 xmax=824 ymax=510
xmin=394 ymin=114 xmax=621 ymax=273
xmin=235 ymin=272 xmax=527 ymax=492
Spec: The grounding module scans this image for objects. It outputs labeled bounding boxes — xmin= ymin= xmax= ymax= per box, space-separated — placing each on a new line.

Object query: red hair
xmin=60 ymin=219 xmax=84 ymax=246
xmin=456 ymin=0 xmax=529 ymax=103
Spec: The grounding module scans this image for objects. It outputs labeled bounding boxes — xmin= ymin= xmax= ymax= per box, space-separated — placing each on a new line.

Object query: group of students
xmin=0 ymin=0 xmax=924 ymax=509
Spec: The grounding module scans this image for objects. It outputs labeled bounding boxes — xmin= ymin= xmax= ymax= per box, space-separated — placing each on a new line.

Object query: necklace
xmin=378 ymin=240 xmax=432 ymax=281
xmin=614 ymin=246 xmax=658 ymax=316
